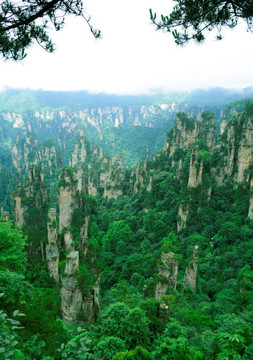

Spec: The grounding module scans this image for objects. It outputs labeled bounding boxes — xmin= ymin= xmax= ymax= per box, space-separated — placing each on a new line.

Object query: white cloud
xmin=0 ymin=0 xmax=252 ymax=94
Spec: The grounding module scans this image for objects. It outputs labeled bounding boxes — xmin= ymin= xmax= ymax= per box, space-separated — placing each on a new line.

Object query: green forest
xmin=0 ymin=94 xmax=253 ymax=360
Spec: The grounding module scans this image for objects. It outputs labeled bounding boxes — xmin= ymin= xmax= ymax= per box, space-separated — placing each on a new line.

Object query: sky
xmin=0 ymin=0 xmax=252 ymax=95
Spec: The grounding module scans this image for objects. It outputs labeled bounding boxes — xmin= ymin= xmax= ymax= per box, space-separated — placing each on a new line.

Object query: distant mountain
xmin=1 ymin=87 xmax=253 ymax=112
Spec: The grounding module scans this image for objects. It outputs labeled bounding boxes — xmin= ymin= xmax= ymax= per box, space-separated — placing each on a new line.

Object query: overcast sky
xmin=0 ymin=0 xmax=252 ymax=95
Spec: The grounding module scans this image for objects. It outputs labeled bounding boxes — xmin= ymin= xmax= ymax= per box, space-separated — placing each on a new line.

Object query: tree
xmin=0 ymin=221 xmax=27 ymax=274
xmin=150 ymin=0 xmax=253 ymax=44
xmin=0 ymin=0 xmax=100 ymax=60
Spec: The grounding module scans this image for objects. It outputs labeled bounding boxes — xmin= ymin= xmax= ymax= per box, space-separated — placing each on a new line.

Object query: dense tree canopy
xmin=150 ymin=0 xmax=253 ymax=44
xmin=0 ymin=0 xmax=100 ymax=60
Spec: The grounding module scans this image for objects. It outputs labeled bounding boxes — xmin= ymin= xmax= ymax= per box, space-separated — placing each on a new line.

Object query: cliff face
xmin=164 ymin=111 xmax=215 ymax=167
xmin=164 ymin=112 xmax=215 ymax=231
xmin=183 ymin=246 xmax=199 ymax=293
xmin=68 ymin=136 xmax=125 ymax=201
xmin=188 ymin=146 xmax=204 ymax=188
xmin=155 ymin=252 xmax=179 ymax=300
xmin=13 ymin=195 xmax=26 ymax=228
xmin=13 ymin=165 xmax=48 ymax=229
xmin=248 ymin=177 xmax=253 ymax=220
xmin=164 ymin=110 xmax=252 ymax=230
xmin=59 ymin=169 xmax=78 ymax=232
xmin=130 ymin=161 xmax=153 ymax=194
xmin=46 ymin=208 xmax=59 ymax=287
xmin=58 ymin=161 xmax=100 ymax=323
xmin=11 ymin=133 xmax=61 ymax=179
xmin=102 ymin=154 xmax=125 ymax=200
xmin=213 ymin=112 xmax=253 ymax=186
xmin=177 ymin=204 xmax=189 ymax=232
xmin=164 ymin=112 xmax=199 ymax=159
xmin=69 ymin=136 xmax=88 ymax=167
xmin=12 ymin=159 xmax=101 ymax=324
xmin=131 ymin=108 xmax=252 ymax=232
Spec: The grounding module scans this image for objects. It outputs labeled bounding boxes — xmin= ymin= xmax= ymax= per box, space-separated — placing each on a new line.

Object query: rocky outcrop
xmin=164 ymin=112 xmax=198 ymax=159
xmin=23 ymin=133 xmax=41 ymax=171
xmin=46 ymin=208 xmax=59 ymax=287
xmin=59 ymin=168 xmax=77 ymax=232
xmin=183 ymin=245 xmax=199 ymax=293
xmin=60 ymin=243 xmax=100 ymax=323
xmin=101 ymin=154 xmax=125 ymax=200
xmin=68 ymin=137 xmax=126 ymax=200
xmin=13 ymin=196 xmax=26 ymax=228
xmin=213 ymin=113 xmax=253 ymax=186
xmin=64 ymin=251 xmax=79 ymax=276
xmin=11 ymin=135 xmax=23 ymax=174
xmin=80 ymin=216 xmax=90 ymax=257
xmin=248 ymin=177 xmax=253 ymax=220
xmin=58 ymin=165 xmax=100 ymax=324
xmin=155 ymin=252 xmax=179 ymax=300
xmin=61 ymin=276 xmax=83 ymax=323
xmin=164 ymin=111 xmax=215 ymax=179
xmin=11 ymin=133 xmax=60 ymax=179
xmin=130 ymin=161 xmax=153 ymax=194
xmin=236 ymin=114 xmax=253 ymax=183
xmin=177 ymin=204 xmax=189 ymax=232
xmin=69 ymin=136 xmax=87 ymax=167
xmin=13 ymin=165 xmax=48 ymax=229
xmin=188 ymin=146 xmax=203 ymax=188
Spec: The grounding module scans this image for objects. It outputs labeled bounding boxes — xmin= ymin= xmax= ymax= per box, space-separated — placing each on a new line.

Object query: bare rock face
xmin=61 ymin=277 xmax=83 ymax=323
xmin=58 ymin=178 xmax=100 ymax=323
xmin=188 ymin=146 xmax=203 ymax=188
xmin=130 ymin=161 xmax=153 ymax=194
xmin=164 ymin=113 xmax=199 ymax=159
xmin=46 ymin=208 xmax=59 ymax=286
xmin=13 ymin=196 xmax=26 ymax=228
xmin=183 ymin=245 xmax=199 ymax=293
xmin=46 ymin=244 xmax=60 ymax=286
xmin=236 ymin=114 xmax=253 ymax=183
xmin=59 ymin=169 xmax=77 ymax=232
xmin=101 ymin=154 xmax=125 ymax=200
xmin=42 ymin=144 xmax=59 ymax=176
xmin=61 ymin=250 xmax=81 ymax=322
xmin=23 ymin=134 xmax=41 ymax=171
xmin=81 ymin=282 xmax=100 ymax=323
xmin=213 ymin=113 xmax=253 ymax=186
xmin=13 ymin=165 xmax=48 ymax=229
xmin=60 ymin=247 xmax=100 ymax=323
xmin=65 ymin=251 xmax=79 ymax=276
xmin=11 ymin=133 xmax=60 ymax=180
xmin=47 ymin=208 xmax=57 ymax=243
xmin=155 ymin=252 xmax=179 ymax=300
xmin=70 ymin=136 xmax=87 ymax=167
xmin=177 ymin=204 xmax=189 ymax=232
xmin=220 ymin=119 xmax=227 ymax=135
xmin=11 ymin=140 xmax=22 ymax=174
xmin=198 ymin=111 xmax=216 ymax=151
xmin=80 ymin=216 xmax=90 ymax=258
xmin=248 ymin=177 xmax=253 ymax=220
xmin=164 ymin=111 xmax=215 ymax=177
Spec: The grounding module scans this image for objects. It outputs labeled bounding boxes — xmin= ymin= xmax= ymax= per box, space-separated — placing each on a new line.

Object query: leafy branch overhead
xmin=0 ymin=0 xmax=101 ymax=60
xmin=150 ymin=0 xmax=253 ymax=44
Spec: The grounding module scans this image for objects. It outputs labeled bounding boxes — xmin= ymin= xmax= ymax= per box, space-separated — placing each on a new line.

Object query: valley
xmin=0 ymin=89 xmax=253 ymax=360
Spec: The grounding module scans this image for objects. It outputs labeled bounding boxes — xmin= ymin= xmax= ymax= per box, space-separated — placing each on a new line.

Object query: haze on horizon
xmin=0 ymin=0 xmax=252 ymax=95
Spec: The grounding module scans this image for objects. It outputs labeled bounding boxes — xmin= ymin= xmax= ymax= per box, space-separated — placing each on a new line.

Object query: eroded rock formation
xmin=155 ymin=252 xmax=179 ymax=300
xmin=46 ymin=208 xmax=59 ymax=287
xmin=184 ymin=245 xmax=199 ymax=293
